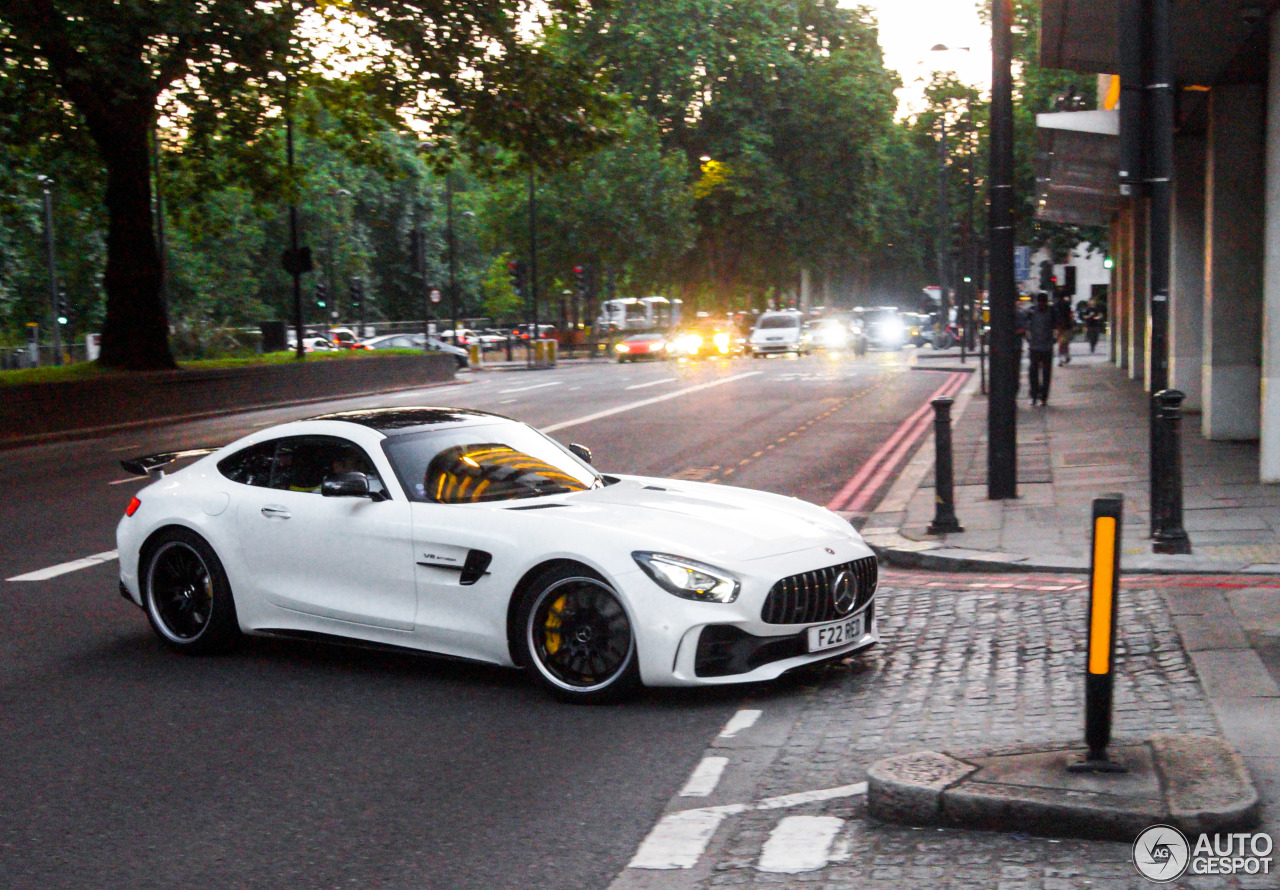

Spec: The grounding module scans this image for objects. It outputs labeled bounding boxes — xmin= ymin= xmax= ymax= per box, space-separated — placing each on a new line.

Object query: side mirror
xmin=322 ymin=472 xmax=374 ymax=498
xmin=568 ymin=443 xmax=593 ymax=465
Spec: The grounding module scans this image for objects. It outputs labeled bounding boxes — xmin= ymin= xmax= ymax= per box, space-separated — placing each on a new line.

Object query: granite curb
xmin=866 ymin=735 xmax=1260 ymax=841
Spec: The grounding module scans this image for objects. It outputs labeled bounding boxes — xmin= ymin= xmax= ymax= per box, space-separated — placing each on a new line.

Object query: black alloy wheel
xmin=519 ymin=566 xmax=639 ymax=703
xmin=143 ymin=529 xmax=240 ymax=655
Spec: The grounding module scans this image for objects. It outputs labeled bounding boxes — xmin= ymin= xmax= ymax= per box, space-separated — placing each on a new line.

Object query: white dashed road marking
xmin=624 ymin=377 xmax=676 ymax=390
xmin=628 ymin=809 xmax=727 ymax=870
xmin=679 ymin=756 xmax=728 ymax=797
xmin=718 ymin=709 xmax=762 ymax=738
xmin=8 ymin=551 xmax=119 ymax=582
xmin=757 ymin=815 xmax=845 ymax=873
xmin=499 ymin=381 xmax=562 ymax=394
xmin=542 ymin=372 xmax=761 ymax=434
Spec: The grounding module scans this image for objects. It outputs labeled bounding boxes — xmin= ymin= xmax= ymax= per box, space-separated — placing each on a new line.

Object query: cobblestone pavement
xmin=617 ymin=571 xmax=1276 ymax=890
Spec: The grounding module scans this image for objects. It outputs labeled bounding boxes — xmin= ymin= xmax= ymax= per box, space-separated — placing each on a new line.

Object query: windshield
xmin=757 ymin=315 xmax=799 ymax=330
xmin=382 ymin=421 xmax=600 ymax=504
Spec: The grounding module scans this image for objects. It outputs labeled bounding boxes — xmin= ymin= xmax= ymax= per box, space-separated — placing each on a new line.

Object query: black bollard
xmin=1151 ymin=389 xmax=1192 ymax=554
xmin=927 ymin=397 xmax=965 ymax=535
xmin=1068 ymin=494 xmax=1128 ymax=773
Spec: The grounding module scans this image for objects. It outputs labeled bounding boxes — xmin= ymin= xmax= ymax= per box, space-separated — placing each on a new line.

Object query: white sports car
xmin=116 ymin=408 xmax=879 ymax=703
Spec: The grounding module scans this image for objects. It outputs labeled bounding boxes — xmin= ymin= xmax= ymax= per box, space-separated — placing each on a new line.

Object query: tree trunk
xmin=94 ymin=108 xmax=175 ymax=370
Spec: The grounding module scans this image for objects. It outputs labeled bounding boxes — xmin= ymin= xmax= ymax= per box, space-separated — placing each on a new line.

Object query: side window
xmin=269 ymin=436 xmax=386 ymax=496
xmin=217 ymin=441 xmax=277 ymax=487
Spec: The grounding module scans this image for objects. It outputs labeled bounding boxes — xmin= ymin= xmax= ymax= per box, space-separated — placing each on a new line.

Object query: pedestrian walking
xmin=1054 ymin=291 xmax=1075 ymax=366
xmin=1084 ymin=302 xmax=1105 ymax=353
xmin=1025 ymin=292 xmax=1055 ymax=406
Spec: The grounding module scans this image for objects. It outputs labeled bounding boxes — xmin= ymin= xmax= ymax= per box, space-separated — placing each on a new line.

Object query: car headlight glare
xmin=632 ymin=552 xmax=740 ymax=603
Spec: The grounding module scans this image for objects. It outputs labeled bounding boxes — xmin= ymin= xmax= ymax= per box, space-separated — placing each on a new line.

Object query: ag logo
xmin=1133 ymin=824 xmax=1190 ymax=882
xmin=831 ymin=570 xmax=856 ymax=615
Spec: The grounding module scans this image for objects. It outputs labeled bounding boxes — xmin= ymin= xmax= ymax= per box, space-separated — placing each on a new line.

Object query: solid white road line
xmin=8 ymin=550 xmax=119 ymax=582
xmin=627 ymin=809 xmax=727 ymax=870
xmin=626 ymin=782 xmax=867 ymax=871
xmin=541 ymin=371 xmax=762 ymax=434
xmin=757 ymin=816 xmax=845 ymax=873
xmin=499 ymin=381 xmax=562 ymax=394
xmin=718 ymin=709 xmax=762 ymax=738
xmin=624 ymin=377 xmax=676 ymax=391
xmin=679 ymin=756 xmax=729 ymax=797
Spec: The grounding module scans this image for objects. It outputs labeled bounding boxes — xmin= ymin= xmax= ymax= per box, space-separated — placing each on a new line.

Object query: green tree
xmin=0 ymin=0 xmax=617 ymax=369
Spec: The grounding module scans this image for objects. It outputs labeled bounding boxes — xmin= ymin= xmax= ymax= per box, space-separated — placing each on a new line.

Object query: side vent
xmin=460 ymin=550 xmax=493 ymax=586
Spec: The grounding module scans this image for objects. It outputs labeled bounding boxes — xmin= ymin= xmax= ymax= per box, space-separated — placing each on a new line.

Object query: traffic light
xmin=56 ymin=289 xmax=69 ymax=326
xmin=315 ymin=283 xmax=327 ymax=310
xmin=350 ymin=276 xmax=363 ymax=312
xmin=1038 ymin=260 xmax=1056 ymax=292
xmin=573 ymin=265 xmax=587 ymax=298
xmin=508 ymin=260 xmax=526 ymax=297
xmin=1103 ymin=256 xmax=1114 ymax=270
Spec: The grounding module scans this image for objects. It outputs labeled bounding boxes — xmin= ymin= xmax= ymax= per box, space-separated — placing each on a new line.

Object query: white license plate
xmin=806 ymin=614 xmax=863 ymax=653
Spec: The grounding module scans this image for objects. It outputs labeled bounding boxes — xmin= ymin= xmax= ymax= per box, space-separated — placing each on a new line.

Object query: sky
xmin=846 ymin=0 xmax=993 ymax=117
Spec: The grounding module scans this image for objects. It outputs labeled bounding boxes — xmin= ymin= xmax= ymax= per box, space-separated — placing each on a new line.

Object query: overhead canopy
xmin=1041 ymin=0 xmax=1277 ymax=82
xmin=1035 ymin=111 xmax=1120 ymax=226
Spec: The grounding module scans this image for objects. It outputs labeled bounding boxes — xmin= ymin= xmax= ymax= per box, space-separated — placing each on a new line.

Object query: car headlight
xmin=632 ymin=552 xmax=740 ymax=603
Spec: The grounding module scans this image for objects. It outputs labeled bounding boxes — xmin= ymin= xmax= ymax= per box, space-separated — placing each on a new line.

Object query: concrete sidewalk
xmin=862 ymin=339 xmax=1280 ymax=575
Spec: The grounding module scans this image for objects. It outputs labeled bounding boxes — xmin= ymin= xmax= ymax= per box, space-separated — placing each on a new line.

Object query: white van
xmin=749 ymin=311 xmax=807 ymax=356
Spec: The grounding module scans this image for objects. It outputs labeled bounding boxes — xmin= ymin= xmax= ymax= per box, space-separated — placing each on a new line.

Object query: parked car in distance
xmin=363 ymin=333 xmax=469 ymax=368
xmin=749 ymin=310 xmax=807 ymax=357
xmin=286 ymin=336 xmax=337 ymax=353
xmin=614 ymin=332 xmax=669 ymax=362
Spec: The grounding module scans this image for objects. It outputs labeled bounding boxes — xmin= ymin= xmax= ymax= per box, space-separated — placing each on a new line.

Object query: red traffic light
xmin=573 ymin=266 xmax=584 ymax=275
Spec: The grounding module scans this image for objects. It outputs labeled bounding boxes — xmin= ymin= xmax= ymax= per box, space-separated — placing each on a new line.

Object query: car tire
xmin=141 ymin=528 xmax=240 ymax=655
xmin=515 ymin=564 xmax=640 ymax=704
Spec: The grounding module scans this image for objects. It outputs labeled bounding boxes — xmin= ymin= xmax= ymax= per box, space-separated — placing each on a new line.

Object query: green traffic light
xmin=57 ymin=316 xmax=68 ymax=325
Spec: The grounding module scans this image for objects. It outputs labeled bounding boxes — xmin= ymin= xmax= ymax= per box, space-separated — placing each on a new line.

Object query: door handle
xmin=261 ymin=505 xmax=292 ymax=519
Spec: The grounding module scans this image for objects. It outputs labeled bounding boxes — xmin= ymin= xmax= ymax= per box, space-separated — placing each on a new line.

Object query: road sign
xmin=429 ymin=288 xmax=442 ymax=304
xmin=1014 ymin=246 xmax=1031 ymax=283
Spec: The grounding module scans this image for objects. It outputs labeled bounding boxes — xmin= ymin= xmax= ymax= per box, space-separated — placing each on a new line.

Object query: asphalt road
xmin=0 ymin=350 xmax=949 ymax=890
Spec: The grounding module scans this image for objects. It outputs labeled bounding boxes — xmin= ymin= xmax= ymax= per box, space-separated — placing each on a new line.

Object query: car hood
xmin=544 ymin=476 xmax=854 ymax=562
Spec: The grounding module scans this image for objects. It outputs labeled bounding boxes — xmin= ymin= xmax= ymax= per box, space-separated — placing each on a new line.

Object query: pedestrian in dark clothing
xmin=1084 ymin=303 xmax=1105 ymax=353
xmin=1054 ymin=291 xmax=1075 ymax=366
xmin=1025 ymin=292 xmax=1056 ymax=406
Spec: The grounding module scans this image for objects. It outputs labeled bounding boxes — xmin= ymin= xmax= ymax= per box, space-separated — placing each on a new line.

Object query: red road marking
xmin=828 ymin=372 xmax=967 ymax=513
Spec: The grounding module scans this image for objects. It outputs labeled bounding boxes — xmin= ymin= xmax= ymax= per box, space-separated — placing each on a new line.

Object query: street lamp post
xmin=987 ymin=0 xmax=1019 ymax=500
xmin=328 ymin=189 xmax=350 ymax=327
xmin=527 ymin=164 xmax=539 ymax=366
xmin=37 ymin=175 xmax=63 ymax=367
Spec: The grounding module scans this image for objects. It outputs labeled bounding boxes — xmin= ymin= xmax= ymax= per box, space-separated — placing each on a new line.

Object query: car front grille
xmin=760 ymin=556 xmax=877 ymax=625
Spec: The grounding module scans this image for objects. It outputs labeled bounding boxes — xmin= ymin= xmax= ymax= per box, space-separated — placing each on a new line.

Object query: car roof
xmin=306 ymin=406 xmax=512 ymax=435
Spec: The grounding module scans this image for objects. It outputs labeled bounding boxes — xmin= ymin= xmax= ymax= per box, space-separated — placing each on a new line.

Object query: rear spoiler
xmin=120 ymin=447 xmax=218 ymax=481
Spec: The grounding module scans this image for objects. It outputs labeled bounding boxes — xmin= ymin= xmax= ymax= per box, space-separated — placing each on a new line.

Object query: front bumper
xmin=694 ymin=600 xmax=876 ymax=677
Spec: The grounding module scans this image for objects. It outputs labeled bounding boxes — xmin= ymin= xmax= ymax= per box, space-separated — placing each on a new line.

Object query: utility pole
xmin=987 ymin=0 xmax=1018 ymax=500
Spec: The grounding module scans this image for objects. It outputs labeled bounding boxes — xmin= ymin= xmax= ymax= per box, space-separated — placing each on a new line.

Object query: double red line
xmin=826 ymin=372 xmax=969 ymax=514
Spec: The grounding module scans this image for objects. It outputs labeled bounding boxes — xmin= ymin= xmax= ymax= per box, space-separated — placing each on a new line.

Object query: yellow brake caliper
xmin=543 ymin=594 xmax=567 ymax=654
